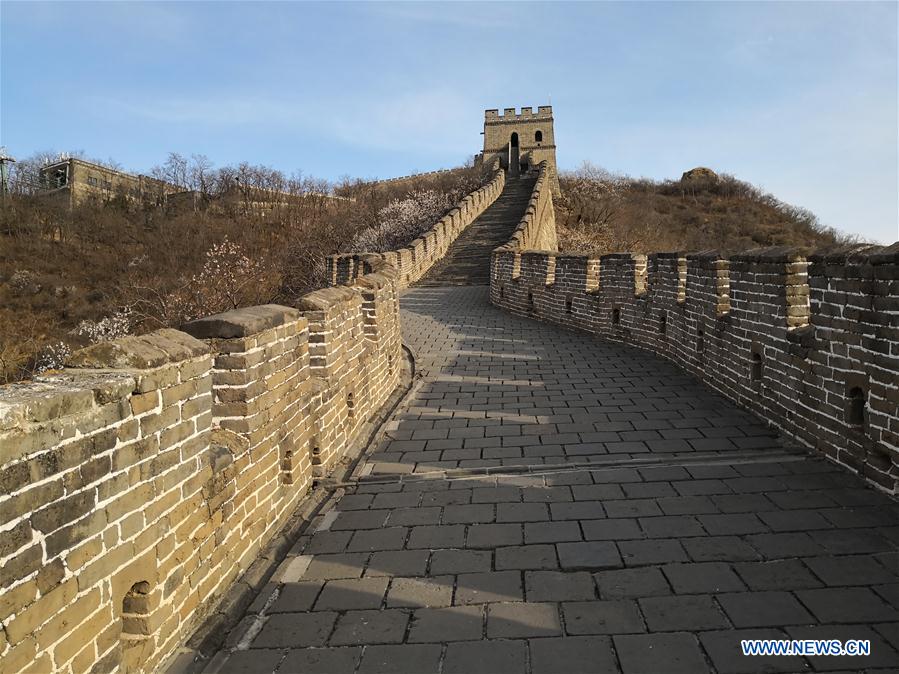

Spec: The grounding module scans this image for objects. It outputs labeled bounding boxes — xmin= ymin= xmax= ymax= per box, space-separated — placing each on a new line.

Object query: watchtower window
xmin=510 ymin=132 xmax=519 ymax=148
xmin=535 ymin=130 xmax=543 ymax=143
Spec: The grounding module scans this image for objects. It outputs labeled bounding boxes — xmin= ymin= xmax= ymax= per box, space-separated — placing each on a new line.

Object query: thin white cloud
xmin=81 ymin=87 xmax=482 ymax=156
xmin=361 ymin=2 xmax=516 ymax=30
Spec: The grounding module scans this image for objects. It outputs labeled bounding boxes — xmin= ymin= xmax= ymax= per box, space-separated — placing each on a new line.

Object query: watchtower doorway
xmin=509 ymin=133 xmax=520 ymax=177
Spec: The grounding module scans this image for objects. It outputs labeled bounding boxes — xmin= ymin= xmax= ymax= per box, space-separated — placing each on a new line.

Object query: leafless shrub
xmin=34 ymin=341 xmax=71 ymax=374
xmin=0 ymin=152 xmax=487 ymax=382
xmin=73 ymin=308 xmax=133 ymax=342
xmin=348 ymin=190 xmax=455 ymax=252
xmin=557 ymin=164 xmax=850 ymax=255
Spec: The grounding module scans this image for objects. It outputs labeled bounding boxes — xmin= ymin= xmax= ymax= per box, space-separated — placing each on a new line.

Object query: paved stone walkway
xmin=208 ymin=287 xmax=899 ymax=673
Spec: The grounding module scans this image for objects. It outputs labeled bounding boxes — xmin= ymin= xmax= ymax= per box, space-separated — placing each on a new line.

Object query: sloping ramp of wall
xmin=493 ymin=160 xmax=558 ymax=253
xmin=327 ymin=165 xmax=506 ymax=289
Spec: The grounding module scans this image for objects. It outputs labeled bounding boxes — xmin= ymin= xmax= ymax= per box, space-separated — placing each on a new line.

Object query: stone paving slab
xmin=205 ymin=287 xmax=899 ymax=673
xmin=365 ymin=287 xmax=793 ymax=476
xmin=208 ymin=458 xmax=899 ymax=673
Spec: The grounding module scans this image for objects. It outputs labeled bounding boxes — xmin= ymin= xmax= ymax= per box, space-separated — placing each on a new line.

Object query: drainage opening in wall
xmin=311 ymin=443 xmax=322 ymax=465
xmin=347 ymin=392 xmax=355 ymax=418
xmin=750 ymin=352 xmax=763 ymax=381
xmin=659 ymin=312 xmax=667 ymax=335
xmin=527 ymin=292 xmax=534 ymax=312
xmin=500 ymin=285 xmax=504 ymax=299
xmin=121 ymin=581 xmax=152 ymax=652
xmin=612 ymin=308 xmax=621 ymax=325
xmin=696 ymin=329 xmax=705 ymax=352
xmin=565 ymin=297 xmax=573 ymax=313
xmin=847 ymin=387 xmax=867 ymax=428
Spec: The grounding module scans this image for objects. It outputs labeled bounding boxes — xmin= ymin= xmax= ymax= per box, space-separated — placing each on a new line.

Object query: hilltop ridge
xmin=557 ymin=164 xmax=852 ymax=255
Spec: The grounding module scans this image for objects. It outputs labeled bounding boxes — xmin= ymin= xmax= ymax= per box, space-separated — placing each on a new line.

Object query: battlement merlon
xmin=485 ymin=106 xmax=553 ymax=122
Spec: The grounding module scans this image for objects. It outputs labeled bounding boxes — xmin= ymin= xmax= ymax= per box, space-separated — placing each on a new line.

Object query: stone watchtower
xmin=482 ymin=106 xmax=560 ymax=196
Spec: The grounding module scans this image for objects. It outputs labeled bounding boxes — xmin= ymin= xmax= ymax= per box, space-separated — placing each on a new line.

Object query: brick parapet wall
xmin=493 ymin=161 xmax=558 ymax=255
xmin=371 ymin=167 xmax=459 ymax=185
xmin=0 ymin=258 xmax=404 ymax=672
xmin=327 ymin=164 xmax=506 ymax=289
xmin=490 ymin=243 xmax=899 ymax=492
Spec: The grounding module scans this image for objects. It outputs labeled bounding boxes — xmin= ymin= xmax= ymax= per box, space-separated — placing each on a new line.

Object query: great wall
xmin=1 ymin=107 xmax=897 ymax=674
xmin=490 ymin=162 xmax=899 ymax=492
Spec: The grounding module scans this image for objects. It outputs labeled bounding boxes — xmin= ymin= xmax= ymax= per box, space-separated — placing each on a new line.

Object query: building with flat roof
xmin=38 ymin=158 xmax=176 ymax=207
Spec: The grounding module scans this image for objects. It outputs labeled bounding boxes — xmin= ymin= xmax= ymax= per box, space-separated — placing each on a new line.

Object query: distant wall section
xmin=328 ymin=164 xmax=506 ymax=288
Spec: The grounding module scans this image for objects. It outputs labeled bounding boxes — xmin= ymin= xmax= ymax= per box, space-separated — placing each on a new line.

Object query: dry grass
xmin=556 ymin=163 xmax=855 ymax=255
xmin=1 ymin=158 xmax=846 ymax=384
xmin=0 ymin=164 xmax=487 ymax=383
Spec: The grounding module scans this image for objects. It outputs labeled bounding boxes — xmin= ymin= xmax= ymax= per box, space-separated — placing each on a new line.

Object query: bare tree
xmin=151 ymin=152 xmax=190 ymax=189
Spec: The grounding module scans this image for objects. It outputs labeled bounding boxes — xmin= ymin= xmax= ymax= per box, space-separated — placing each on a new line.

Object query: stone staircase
xmin=415 ymin=175 xmax=536 ymax=286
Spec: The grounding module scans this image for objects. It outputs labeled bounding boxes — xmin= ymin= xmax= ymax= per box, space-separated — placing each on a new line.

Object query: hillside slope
xmin=0 ymin=160 xmax=487 ymax=383
xmin=557 ymin=165 xmax=852 ymax=254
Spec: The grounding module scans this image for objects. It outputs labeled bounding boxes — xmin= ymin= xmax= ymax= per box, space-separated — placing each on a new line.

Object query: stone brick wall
xmin=495 ymin=161 xmax=558 ymax=254
xmin=490 ymin=243 xmax=899 ymax=493
xmin=327 ymin=164 xmax=506 ymax=288
xmin=0 ymin=258 xmax=403 ymax=673
xmin=372 ymin=168 xmax=458 ymax=185
xmin=482 ymin=107 xmax=560 ymax=196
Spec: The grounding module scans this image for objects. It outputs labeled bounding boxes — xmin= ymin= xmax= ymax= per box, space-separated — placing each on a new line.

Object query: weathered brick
xmin=54 ymin=604 xmax=115 ymax=666
xmin=35 ymin=558 xmax=66 ymax=595
xmin=129 ymin=391 xmax=159 ymax=416
xmin=5 ymin=578 xmax=77 ymax=644
xmin=0 ymin=580 xmax=37 ymax=622
xmin=35 ymin=587 xmax=101 ymax=651
xmin=31 ymin=490 xmax=96 ymax=534
xmin=0 ymin=478 xmax=64 ymax=526
xmin=0 ymin=519 xmax=34 ymax=559
xmin=65 ymin=536 xmax=104 ymax=572
xmin=45 ymin=509 xmax=108 ymax=559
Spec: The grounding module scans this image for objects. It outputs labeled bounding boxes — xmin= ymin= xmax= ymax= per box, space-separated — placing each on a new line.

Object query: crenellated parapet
xmin=484 ymin=106 xmax=554 ymax=121
xmin=371 ymin=167 xmax=458 ymax=185
xmin=490 ymin=243 xmax=899 ymax=493
xmin=0 ymin=255 xmax=405 ymax=673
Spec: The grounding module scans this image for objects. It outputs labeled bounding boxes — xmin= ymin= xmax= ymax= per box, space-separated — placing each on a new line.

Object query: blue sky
xmin=2 ymin=1 xmax=897 ymax=242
